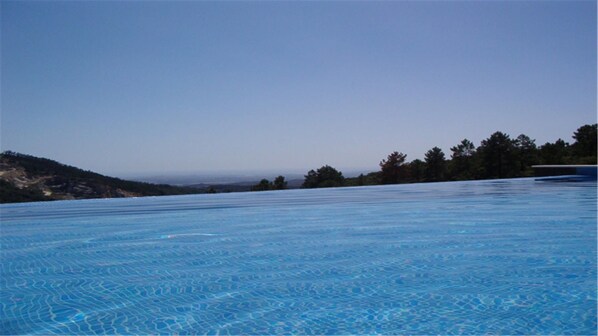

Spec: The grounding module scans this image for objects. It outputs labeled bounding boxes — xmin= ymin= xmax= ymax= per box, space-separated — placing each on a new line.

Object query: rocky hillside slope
xmin=0 ymin=151 xmax=201 ymax=203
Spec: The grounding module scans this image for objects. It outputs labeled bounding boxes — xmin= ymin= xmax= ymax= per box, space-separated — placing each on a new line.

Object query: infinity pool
xmin=1 ymin=177 xmax=596 ymax=334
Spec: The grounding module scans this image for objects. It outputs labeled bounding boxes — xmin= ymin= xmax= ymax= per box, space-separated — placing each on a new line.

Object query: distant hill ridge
xmin=0 ymin=151 xmax=200 ymax=203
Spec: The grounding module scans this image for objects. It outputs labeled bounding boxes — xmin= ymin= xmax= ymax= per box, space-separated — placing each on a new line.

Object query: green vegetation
xmin=478 ymin=131 xmax=519 ymax=179
xmin=307 ymin=123 xmax=597 ymax=189
xmin=273 ymin=176 xmax=288 ymax=190
xmin=0 ymin=151 xmax=201 ymax=203
xmin=3 ymin=124 xmax=595 ymax=199
xmin=0 ymin=179 xmax=50 ymax=203
xmin=379 ymin=151 xmax=407 ymax=184
xmin=449 ymin=139 xmax=476 ymax=180
xmin=424 ymin=147 xmax=446 ymax=181
xmin=572 ymin=124 xmax=597 ymax=163
xmin=302 ymin=165 xmax=345 ymax=188
xmin=250 ymin=176 xmax=288 ymax=191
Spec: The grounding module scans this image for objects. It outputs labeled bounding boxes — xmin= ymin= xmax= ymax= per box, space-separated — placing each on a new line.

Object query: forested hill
xmin=0 ymin=151 xmax=201 ymax=203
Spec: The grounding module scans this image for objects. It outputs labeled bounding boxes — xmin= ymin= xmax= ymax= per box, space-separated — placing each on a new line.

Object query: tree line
xmin=250 ymin=176 xmax=288 ymax=191
xmin=252 ymin=124 xmax=596 ymax=191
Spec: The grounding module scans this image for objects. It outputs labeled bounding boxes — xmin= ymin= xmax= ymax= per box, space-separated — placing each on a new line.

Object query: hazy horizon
xmin=119 ymin=168 xmax=375 ymax=184
xmin=2 ymin=1 xmax=596 ymax=177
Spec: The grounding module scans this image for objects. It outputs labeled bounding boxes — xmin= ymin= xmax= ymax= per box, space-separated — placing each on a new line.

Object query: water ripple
xmin=1 ymin=178 xmax=596 ymax=334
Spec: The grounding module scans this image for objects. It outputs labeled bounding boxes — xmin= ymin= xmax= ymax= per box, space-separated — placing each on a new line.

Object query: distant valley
xmin=129 ymin=172 xmax=307 ymax=188
xmin=0 ymin=152 xmax=305 ymax=203
xmin=0 ymin=152 xmax=203 ymax=203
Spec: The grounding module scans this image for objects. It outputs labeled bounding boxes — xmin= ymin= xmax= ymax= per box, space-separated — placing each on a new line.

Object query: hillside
xmin=0 ymin=151 xmax=201 ymax=203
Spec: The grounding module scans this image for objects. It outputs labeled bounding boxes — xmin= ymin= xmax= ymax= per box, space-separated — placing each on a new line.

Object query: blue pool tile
xmin=0 ymin=178 xmax=596 ymax=334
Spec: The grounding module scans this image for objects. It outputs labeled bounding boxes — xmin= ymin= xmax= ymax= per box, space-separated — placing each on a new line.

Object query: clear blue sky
xmin=2 ymin=1 xmax=596 ymax=176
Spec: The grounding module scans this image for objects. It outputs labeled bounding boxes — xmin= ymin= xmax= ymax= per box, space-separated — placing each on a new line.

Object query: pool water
xmin=1 ymin=177 xmax=596 ymax=334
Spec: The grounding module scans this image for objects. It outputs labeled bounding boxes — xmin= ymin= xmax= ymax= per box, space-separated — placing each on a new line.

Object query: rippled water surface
xmin=1 ymin=177 xmax=596 ymax=334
